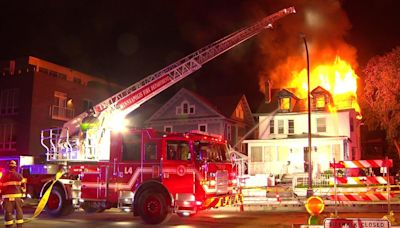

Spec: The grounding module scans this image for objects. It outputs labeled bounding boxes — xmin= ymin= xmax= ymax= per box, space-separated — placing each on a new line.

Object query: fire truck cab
xmin=36 ymin=129 xmax=239 ymax=224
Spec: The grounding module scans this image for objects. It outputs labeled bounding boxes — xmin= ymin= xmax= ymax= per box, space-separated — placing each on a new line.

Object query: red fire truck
xmin=2 ymin=7 xmax=295 ymax=224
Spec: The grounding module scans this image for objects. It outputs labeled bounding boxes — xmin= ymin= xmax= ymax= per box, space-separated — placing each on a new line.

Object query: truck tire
xmin=138 ymin=191 xmax=171 ymax=224
xmin=46 ymin=185 xmax=73 ymax=217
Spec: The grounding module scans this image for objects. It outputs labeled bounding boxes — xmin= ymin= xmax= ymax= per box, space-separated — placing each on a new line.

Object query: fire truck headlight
xmin=195 ymin=201 xmax=202 ymax=206
xmin=181 ymin=212 xmax=191 ymax=217
xmin=231 ymin=179 xmax=237 ymax=185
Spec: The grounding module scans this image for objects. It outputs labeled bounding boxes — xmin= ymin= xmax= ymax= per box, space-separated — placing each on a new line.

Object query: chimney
xmin=264 ymin=80 xmax=272 ymax=103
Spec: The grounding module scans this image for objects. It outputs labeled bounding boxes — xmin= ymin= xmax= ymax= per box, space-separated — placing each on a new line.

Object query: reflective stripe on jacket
xmin=0 ymin=170 xmax=25 ymax=198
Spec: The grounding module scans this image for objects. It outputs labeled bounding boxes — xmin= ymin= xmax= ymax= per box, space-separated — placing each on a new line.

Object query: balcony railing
xmin=50 ymin=105 xmax=74 ymax=121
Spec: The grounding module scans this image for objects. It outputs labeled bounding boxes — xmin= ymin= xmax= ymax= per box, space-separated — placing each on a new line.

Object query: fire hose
xmin=24 ymin=171 xmax=64 ymax=223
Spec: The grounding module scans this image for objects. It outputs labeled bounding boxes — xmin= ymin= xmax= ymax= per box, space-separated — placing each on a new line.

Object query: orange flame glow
xmin=287 ymin=56 xmax=361 ymax=115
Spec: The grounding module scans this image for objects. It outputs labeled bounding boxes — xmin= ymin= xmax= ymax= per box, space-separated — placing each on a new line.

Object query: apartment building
xmin=0 ymin=56 xmax=121 ymax=160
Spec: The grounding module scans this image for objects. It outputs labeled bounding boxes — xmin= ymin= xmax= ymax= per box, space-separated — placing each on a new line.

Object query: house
xmin=145 ymin=88 xmax=255 ymax=151
xmin=0 ymin=56 xmax=121 ymax=161
xmin=243 ymin=86 xmax=361 ymax=177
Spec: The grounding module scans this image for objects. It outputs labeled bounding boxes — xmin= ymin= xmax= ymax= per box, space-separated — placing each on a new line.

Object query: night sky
xmin=1 ymin=0 xmax=399 ymax=116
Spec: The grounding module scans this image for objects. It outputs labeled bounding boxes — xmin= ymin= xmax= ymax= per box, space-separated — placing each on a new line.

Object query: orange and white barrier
xmin=329 ymin=192 xmax=394 ymax=201
xmin=330 ymin=159 xmax=392 ymax=169
xmin=330 ymin=176 xmax=393 ymax=185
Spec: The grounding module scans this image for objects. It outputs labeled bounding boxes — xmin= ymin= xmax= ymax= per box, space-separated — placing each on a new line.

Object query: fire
xmin=287 ymin=56 xmax=361 ymax=115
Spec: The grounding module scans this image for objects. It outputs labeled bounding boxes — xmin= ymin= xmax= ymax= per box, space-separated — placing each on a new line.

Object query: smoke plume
xmin=254 ymin=0 xmax=358 ymax=94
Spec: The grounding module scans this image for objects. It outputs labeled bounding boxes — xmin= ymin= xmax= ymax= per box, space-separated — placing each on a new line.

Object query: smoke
xmin=255 ymin=0 xmax=358 ymax=93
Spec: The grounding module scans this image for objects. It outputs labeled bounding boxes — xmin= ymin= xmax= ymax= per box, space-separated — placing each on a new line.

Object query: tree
xmin=360 ymin=46 xmax=400 ymax=164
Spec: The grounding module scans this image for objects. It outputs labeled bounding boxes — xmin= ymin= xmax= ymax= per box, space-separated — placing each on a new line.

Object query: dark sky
xmin=0 ymin=0 xmax=399 ymax=113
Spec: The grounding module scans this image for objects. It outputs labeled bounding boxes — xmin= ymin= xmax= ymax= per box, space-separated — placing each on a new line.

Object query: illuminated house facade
xmin=244 ymin=86 xmax=361 ymax=176
xmin=0 ymin=56 xmax=121 ymax=160
xmin=145 ymin=88 xmax=255 ymax=151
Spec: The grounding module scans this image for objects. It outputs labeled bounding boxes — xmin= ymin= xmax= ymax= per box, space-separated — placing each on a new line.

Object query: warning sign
xmin=323 ymin=218 xmax=390 ymax=228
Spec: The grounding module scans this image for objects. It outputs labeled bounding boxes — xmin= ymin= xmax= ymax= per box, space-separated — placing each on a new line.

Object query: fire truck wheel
xmin=46 ymin=185 xmax=72 ymax=217
xmin=138 ymin=191 xmax=171 ymax=224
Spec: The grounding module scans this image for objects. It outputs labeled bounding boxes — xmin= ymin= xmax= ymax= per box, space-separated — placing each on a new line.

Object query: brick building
xmin=0 ymin=56 xmax=121 ymax=160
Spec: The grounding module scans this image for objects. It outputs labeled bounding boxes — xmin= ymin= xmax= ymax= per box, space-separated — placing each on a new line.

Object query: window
xmin=176 ymin=101 xmax=195 ymax=115
xmin=264 ymin=146 xmax=273 ymax=162
xmin=0 ymin=123 xmax=16 ymax=151
xmin=83 ymin=99 xmax=93 ymax=111
xmin=199 ymin=124 xmax=207 ymax=132
xmin=0 ymin=88 xmax=19 ymax=115
xmin=226 ymin=124 xmax=232 ymax=140
xmin=288 ymin=120 xmax=294 ymax=134
xmin=122 ymin=133 xmax=141 ymax=161
xmin=280 ymin=97 xmax=290 ymax=111
xmin=317 ymin=117 xmax=327 ymax=132
xmin=235 ymin=104 xmax=244 ymax=120
xmin=164 ymin=126 xmax=173 ymax=133
xmin=183 ymin=103 xmax=189 ymax=114
xmin=145 ymin=142 xmax=157 ymax=161
xmin=52 ymin=91 xmax=74 ymax=120
xmin=278 ymin=120 xmax=284 ymax=134
xmin=269 ymin=119 xmax=274 ymax=134
xmin=250 ymin=146 xmax=263 ymax=162
xmin=316 ymin=96 xmax=325 ymax=108
xmin=167 ymin=140 xmax=191 ymax=161
xmin=193 ymin=141 xmax=228 ymax=162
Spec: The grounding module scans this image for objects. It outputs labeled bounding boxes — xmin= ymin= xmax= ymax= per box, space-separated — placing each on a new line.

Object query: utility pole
xmin=301 ymin=33 xmax=313 ymax=198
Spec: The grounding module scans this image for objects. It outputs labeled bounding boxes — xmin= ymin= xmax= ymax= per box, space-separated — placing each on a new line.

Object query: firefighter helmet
xmin=9 ymin=160 xmax=17 ymax=167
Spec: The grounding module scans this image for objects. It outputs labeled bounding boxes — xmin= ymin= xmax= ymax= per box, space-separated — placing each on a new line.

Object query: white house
xmin=243 ymin=86 xmax=361 ymax=177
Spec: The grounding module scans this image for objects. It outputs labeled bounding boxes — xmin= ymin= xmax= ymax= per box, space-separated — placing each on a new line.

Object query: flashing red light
xmin=305 ymin=196 xmax=325 ymax=216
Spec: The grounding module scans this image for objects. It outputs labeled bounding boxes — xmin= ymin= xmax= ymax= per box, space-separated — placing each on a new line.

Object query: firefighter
xmin=0 ymin=160 xmax=26 ymax=227
xmin=80 ymin=108 xmax=100 ymax=159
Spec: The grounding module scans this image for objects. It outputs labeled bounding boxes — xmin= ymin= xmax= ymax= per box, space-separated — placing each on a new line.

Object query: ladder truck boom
xmin=63 ymin=7 xmax=295 ymax=137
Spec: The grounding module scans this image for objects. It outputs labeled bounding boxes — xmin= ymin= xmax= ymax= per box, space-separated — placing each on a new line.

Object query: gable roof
xmin=145 ymin=87 xmax=254 ymax=125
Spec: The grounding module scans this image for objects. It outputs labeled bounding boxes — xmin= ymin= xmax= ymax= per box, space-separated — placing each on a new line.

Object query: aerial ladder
xmin=41 ymin=7 xmax=296 ymax=162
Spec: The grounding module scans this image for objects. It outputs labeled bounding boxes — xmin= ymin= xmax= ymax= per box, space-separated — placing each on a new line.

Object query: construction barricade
xmin=329 ymin=158 xmax=394 ymax=202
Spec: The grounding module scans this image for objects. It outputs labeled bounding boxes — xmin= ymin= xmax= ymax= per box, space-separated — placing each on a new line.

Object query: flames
xmin=285 ymin=56 xmax=361 ymax=115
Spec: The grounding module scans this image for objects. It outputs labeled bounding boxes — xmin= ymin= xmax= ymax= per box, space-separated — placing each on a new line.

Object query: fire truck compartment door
xmin=162 ymin=162 xmax=195 ymax=194
xmin=81 ymin=165 xmax=109 ymax=200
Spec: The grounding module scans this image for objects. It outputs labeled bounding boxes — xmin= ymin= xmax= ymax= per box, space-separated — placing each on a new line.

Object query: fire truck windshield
xmin=194 ymin=141 xmax=229 ymax=163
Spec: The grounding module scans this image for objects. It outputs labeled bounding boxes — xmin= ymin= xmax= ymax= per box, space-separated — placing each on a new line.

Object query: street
xmin=2 ymin=206 xmax=400 ymax=228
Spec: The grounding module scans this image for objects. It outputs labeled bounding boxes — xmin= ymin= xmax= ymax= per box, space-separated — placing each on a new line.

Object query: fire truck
xmin=3 ymin=7 xmax=295 ymax=224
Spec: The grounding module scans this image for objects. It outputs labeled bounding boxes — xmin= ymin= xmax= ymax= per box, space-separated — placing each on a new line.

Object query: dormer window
xmin=311 ymin=86 xmax=333 ymax=111
xmin=277 ymin=89 xmax=298 ymax=112
xmin=280 ymin=97 xmax=290 ymax=111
